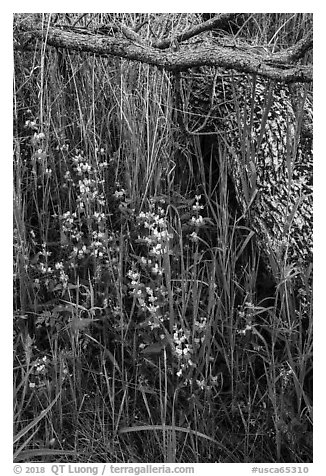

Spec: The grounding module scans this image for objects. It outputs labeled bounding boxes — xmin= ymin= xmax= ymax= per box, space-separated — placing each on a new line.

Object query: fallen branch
xmin=15 ymin=19 xmax=312 ymax=83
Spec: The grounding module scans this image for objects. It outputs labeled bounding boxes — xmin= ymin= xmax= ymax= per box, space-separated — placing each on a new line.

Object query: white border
xmin=3 ymin=4 xmax=323 ymax=474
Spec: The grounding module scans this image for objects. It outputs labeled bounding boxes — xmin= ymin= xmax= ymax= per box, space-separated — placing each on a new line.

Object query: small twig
xmin=151 ymin=13 xmax=239 ymax=49
xmin=134 ymin=19 xmax=148 ymax=33
xmin=71 ymin=14 xmax=88 ymax=28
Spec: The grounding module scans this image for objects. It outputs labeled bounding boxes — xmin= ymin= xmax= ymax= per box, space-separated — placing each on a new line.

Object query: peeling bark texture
xmin=185 ymin=68 xmax=312 ymax=309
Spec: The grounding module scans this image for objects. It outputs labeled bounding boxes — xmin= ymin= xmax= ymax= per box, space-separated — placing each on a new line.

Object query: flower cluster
xmin=174 ymin=324 xmax=195 ymax=377
xmin=28 ymin=355 xmax=50 ymax=391
xmin=189 ymin=195 xmax=205 ymax=240
xmin=125 ymin=195 xmax=217 ymax=384
xmin=137 ymin=204 xmax=173 ymax=258
xmin=279 ymin=365 xmax=294 ymax=389
xmin=21 ymin=143 xmax=122 ymax=311
xmin=28 ymin=354 xmax=69 ymax=394
xmin=125 ymin=200 xmax=176 ymax=353
xmin=174 ymin=316 xmax=211 ymax=381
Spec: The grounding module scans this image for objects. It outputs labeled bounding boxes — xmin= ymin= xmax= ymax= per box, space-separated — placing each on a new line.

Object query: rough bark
xmin=14 ymin=16 xmax=312 ymax=83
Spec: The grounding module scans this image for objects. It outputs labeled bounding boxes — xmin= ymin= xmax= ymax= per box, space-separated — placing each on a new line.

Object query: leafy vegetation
xmin=13 ymin=13 xmax=312 ymax=463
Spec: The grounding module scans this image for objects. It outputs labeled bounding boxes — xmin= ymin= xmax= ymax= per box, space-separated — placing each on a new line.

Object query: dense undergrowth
xmin=13 ymin=13 xmax=313 ymax=463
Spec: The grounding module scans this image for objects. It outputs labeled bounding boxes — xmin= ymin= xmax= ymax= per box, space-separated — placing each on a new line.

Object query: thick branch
xmin=15 ymin=22 xmax=312 ymax=83
xmin=269 ymin=30 xmax=313 ymax=64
